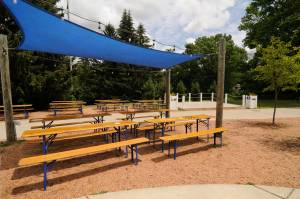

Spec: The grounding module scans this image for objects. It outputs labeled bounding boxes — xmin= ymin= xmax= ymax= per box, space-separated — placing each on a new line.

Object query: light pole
xmin=67 ymin=0 xmax=74 ymax=95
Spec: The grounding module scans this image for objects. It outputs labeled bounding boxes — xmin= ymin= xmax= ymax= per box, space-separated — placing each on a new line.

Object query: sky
xmin=57 ymin=0 xmax=251 ymax=52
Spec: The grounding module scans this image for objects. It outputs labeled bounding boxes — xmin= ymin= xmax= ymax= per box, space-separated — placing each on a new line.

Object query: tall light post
xmin=67 ymin=0 xmax=74 ymax=95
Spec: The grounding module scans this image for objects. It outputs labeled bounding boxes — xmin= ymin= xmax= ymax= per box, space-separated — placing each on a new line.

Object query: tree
xmin=239 ymin=0 xmax=300 ymax=49
xmin=104 ymin=23 xmax=117 ymax=38
xmin=136 ymin=23 xmax=150 ymax=47
xmin=142 ymin=79 xmax=156 ymax=99
xmin=191 ymin=82 xmax=200 ymax=93
xmin=176 ymin=80 xmax=186 ymax=94
xmin=173 ymin=34 xmax=247 ymax=94
xmin=254 ymin=37 xmax=300 ymax=125
xmin=117 ymin=10 xmax=136 ymax=43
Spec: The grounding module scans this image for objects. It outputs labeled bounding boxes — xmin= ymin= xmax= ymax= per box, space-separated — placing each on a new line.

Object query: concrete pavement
xmin=76 ymin=184 xmax=300 ymax=199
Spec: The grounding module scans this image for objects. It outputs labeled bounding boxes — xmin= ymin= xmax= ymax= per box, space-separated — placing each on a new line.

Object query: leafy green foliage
xmin=191 ymin=82 xmax=200 ymax=93
xmin=239 ymin=0 xmax=300 ymax=48
xmin=254 ymin=38 xmax=300 ymax=92
xmin=176 ymin=80 xmax=186 ymax=94
xmin=173 ymin=34 xmax=247 ymax=94
xmin=254 ymin=37 xmax=300 ymax=124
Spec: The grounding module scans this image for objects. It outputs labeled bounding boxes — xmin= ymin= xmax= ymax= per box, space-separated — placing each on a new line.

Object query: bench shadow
xmin=151 ymin=142 xmax=217 ymax=163
xmin=11 ymin=159 xmax=132 ymax=195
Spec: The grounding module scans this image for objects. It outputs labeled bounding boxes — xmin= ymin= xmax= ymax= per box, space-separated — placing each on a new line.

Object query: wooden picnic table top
xmin=95 ymin=100 xmax=128 ymax=103
xmin=52 ymin=101 xmax=84 ymax=103
xmin=22 ymin=120 xmax=138 ymax=138
xmin=187 ymin=114 xmax=212 ymax=120
xmin=0 ymin=104 xmax=32 ymax=108
xmin=145 ymin=117 xmax=188 ymax=124
xmin=133 ymin=100 xmax=163 ymax=103
xmin=29 ymin=113 xmax=111 ymax=123
xmin=50 ymin=102 xmax=86 ymax=106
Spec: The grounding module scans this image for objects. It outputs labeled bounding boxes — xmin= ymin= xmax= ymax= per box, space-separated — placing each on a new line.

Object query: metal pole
xmin=0 ymin=34 xmax=16 ymax=142
xmin=216 ymin=37 xmax=226 ymax=128
xmin=166 ymin=69 xmax=171 ymax=118
xmin=67 ymin=0 xmax=74 ymax=95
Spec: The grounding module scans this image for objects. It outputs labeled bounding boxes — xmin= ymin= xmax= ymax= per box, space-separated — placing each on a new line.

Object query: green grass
xmin=258 ymin=100 xmax=300 ymax=108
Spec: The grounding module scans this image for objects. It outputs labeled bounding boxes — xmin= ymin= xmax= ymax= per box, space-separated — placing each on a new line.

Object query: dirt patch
xmin=1 ymin=117 xmax=300 ymax=199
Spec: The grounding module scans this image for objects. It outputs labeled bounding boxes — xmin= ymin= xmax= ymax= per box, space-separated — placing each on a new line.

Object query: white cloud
xmin=57 ymin=0 xmax=238 ymax=47
xmin=186 ymin=37 xmax=196 ymax=44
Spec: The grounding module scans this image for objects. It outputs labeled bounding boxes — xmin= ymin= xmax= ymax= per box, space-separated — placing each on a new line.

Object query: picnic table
xmin=133 ymin=100 xmax=164 ymax=110
xmin=184 ymin=114 xmax=211 ymax=131
xmin=29 ymin=113 xmax=111 ymax=129
xmin=145 ymin=115 xmax=212 ymax=151
xmin=119 ymin=109 xmax=170 ymax=121
xmin=49 ymin=101 xmax=86 ymax=115
xmin=95 ymin=100 xmax=129 ymax=112
xmin=0 ymin=104 xmax=33 ymax=118
xmin=22 ymin=120 xmax=138 ymax=154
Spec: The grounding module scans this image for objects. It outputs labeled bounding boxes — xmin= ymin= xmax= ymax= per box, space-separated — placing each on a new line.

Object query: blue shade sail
xmin=1 ymin=0 xmax=205 ymax=69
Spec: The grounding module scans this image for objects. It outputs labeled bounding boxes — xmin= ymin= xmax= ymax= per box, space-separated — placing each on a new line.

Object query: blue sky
xmin=58 ymin=0 xmax=251 ymax=52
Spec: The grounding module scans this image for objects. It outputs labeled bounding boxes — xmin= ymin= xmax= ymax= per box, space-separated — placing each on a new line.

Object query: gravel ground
xmin=0 ymin=117 xmax=299 ymax=199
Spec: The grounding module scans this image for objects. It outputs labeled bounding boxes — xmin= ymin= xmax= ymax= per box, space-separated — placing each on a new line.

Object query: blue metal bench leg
xmin=161 ymin=125 xmax=165 ymax=152
xmin=125 ymin=127 xmax=128 ymax=158
xmin=42 ymin=135 xmax=47 ymax=154
xmin=43 ymin=162 xmax=47 ymax=190
xmin=130 ymin=145 xmax=134 ymax=162
xmin=135 ymin=145 xmax=139 ymax=165
xmin=173 ymin=140 xmax=177 ymax=160
xmin=168 ymin=141 xmax=170 ymax=157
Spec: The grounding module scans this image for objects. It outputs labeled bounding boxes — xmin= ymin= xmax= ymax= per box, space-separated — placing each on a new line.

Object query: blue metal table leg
xmin=161 ymin=124 xmax=165 ymax=152
xmin=42 ymin=135 xmax=47 ymax=154
xmin=135 ymin=145 xmax=139 ymax=165
xmin=173 ymin=140 xmax=177 ymax=160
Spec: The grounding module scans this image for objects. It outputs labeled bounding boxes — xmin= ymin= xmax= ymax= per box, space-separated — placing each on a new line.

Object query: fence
xmin=175 ymin=93 xmax=228 ymax=103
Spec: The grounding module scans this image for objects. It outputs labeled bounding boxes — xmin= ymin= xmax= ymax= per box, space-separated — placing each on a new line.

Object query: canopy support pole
xmin=0 ymin=34 xmax=16 ymax=142
xmin=166 ymin=69 xmax=171 ymax=118
xmin=216 ymin=37 xmax=226 ymax=128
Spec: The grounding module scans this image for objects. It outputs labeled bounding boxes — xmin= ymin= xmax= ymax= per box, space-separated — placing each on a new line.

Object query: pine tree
xmin=104 ymin=23 xmax=117 ymax=38
xmin=117 ymin=10 xmax=136 ymax=43
xmin=136 ymin=23 xmax=150 ymax=47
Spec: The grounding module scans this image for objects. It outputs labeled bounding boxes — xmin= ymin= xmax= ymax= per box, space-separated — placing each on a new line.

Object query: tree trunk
xmin=272 ymin=88 xmax=278 ymax=126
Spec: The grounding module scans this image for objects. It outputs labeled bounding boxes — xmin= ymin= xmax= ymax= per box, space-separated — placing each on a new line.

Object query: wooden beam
xmin=216 ymin=37 xmax=226 ymax=128
xmin=165 ymin=69 xmax=171 ymax=118
xmin=0 ymin=34 xmax=16 ymax=142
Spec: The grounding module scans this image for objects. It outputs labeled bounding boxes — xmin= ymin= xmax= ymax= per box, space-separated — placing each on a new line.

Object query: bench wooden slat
xmin=137 ymin=126 xmax=154 ymax=131
xmin=30 ymin=120 xmax=95 ymax=129
xmin=28 ymin=130 xmax=116 ymax=143
xmin=160 ymin=127 xmax=227 ymax=142
xmin=19 ymin=137 xmax=149 ymax=166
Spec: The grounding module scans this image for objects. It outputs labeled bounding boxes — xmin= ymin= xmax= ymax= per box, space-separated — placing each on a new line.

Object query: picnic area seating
xmin=18 ymin=137 xmax=149 ymax=190
xmin=159 ymin=127 xmax=227 ymax=159
xmin=49 ymin=101 xmax=86 ymax=115
xmin=0 ymin=104 xmax=33 ymax=119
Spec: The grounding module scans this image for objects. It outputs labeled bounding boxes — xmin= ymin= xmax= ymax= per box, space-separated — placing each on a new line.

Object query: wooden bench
xmin=49 ymin=102 xmax=86 ymax=115
xmin=0 ymin=104 xmax=33 ymax=118
xmin=165 ymin=121 xmax=196 ymax=133
xmin=31 ymin=120 xmax=96 ymax=129
xmin=159 ymin=127 xmax=227 ymax=160
xmin=19 ymin=137 xmax=149 ymax=190
xmin=28 ymin=130 xmax=116 ymax=143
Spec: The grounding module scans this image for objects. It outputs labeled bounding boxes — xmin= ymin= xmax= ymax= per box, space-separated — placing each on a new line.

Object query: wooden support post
xmin=166 ymin=69 xmax=171 ymax=118
xmin=0 ymin=35 xmax=16 ymax=142
xmin=216 ymin=37 xmax=226 ymax=128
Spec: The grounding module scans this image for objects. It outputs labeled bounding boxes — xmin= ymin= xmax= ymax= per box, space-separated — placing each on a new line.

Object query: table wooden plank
xmin=22 ymin=121 xmax=138 ymax=138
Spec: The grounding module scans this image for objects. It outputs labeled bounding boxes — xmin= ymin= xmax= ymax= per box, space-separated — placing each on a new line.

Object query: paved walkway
xmin=76 ymin=184 xmax=299 ymax=199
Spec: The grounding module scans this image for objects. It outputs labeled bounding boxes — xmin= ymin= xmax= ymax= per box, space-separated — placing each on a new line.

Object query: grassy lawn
xmin=258 ymin=99 xmax=300 ymax=108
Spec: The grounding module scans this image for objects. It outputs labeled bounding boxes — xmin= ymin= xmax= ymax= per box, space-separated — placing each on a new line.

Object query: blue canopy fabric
xmin=2 ymin=0 xmax=205 ymax=69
